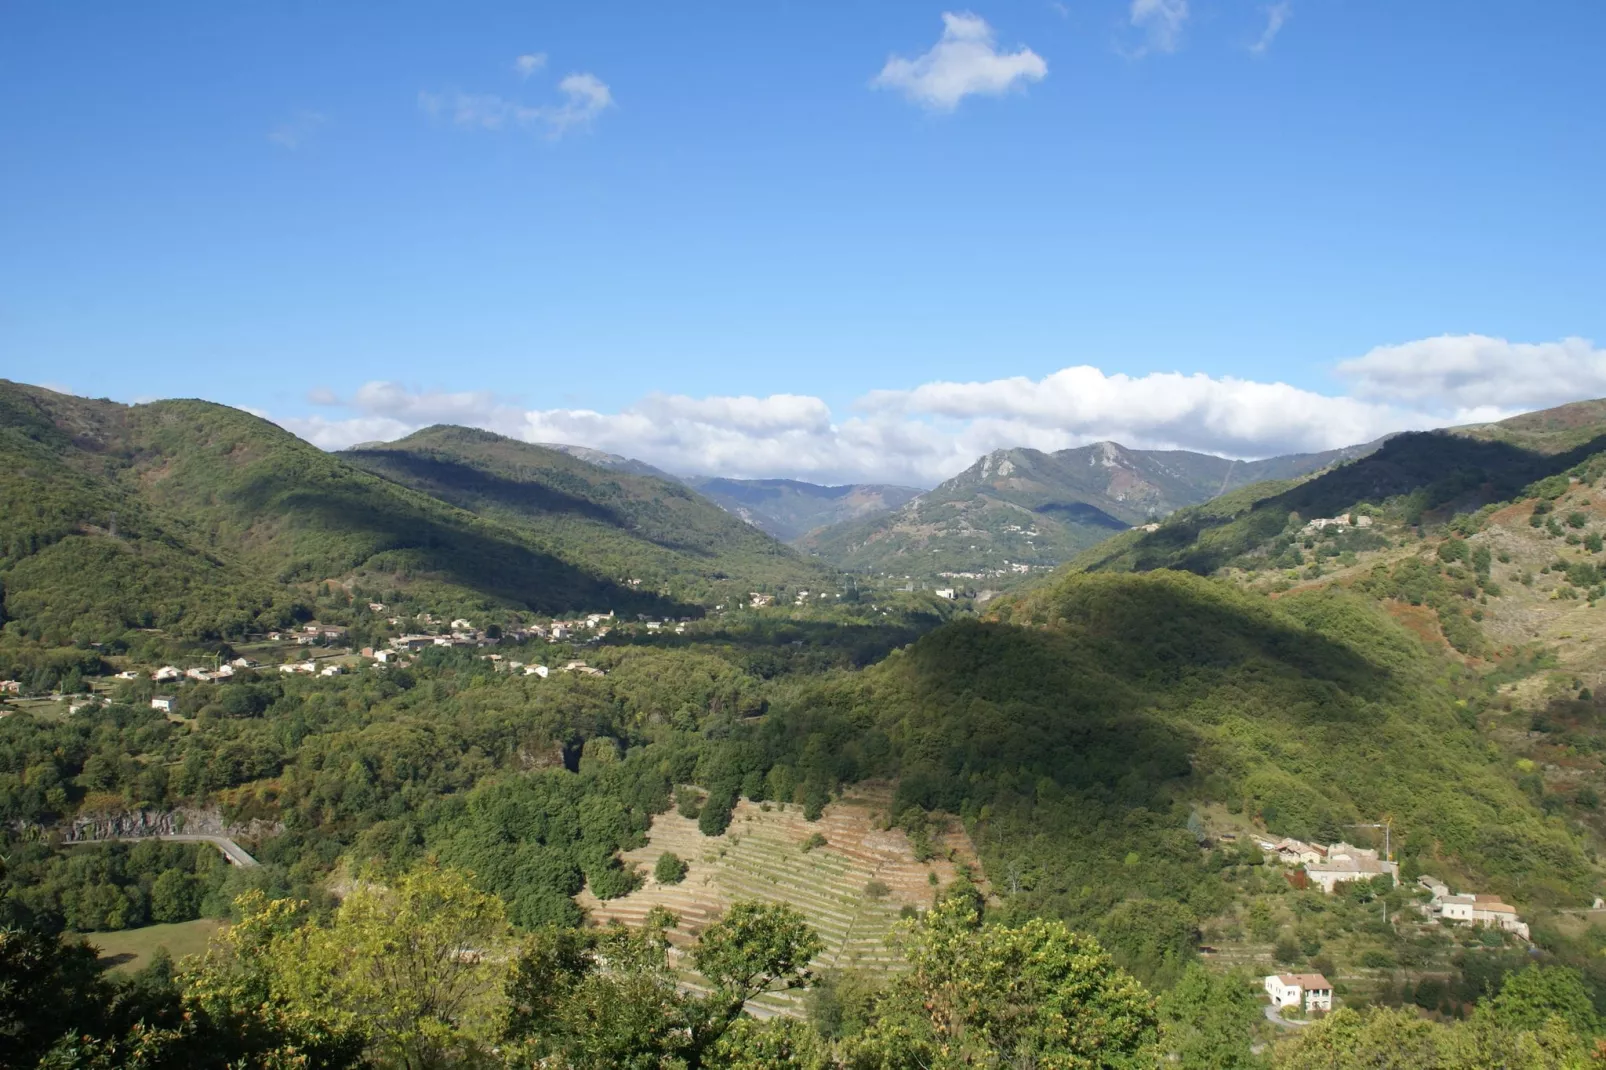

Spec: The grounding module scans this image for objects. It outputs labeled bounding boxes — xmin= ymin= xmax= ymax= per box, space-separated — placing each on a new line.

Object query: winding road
xmin=1264 ymin=1003 xmax=1312 ymax=1029
xmin=67 ymin=833 xmax=259 ymax=867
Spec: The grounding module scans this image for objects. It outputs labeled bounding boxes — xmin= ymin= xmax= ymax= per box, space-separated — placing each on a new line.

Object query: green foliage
xmin=1159 ymin=963 xmax=1265 ymax=1069
xmin=1486 ymin=966 xmax=1600 ymax=1040
xmin=844 ymin=893 xmax=1158 ymax=1069
xmin=2 ymin=840 xmax=224 ymax=934
xmin=699 ymin=788 xmax=736 ymax=837
xmin=1269 ymin=1003 xmax=1593 ymax=1069
xmin=710 ymin=1016 xmax=831 ymax=1070
xmin=654 ymin=851 xmax=688 ymax=885
xmin=504 ymin=899 xmax=824 ymax=1069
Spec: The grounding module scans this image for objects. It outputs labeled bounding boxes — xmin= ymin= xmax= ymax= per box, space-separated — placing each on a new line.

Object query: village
xmin=0 ymin=598 xmax=738 ymax=717
xmin=1255 ymin=833 xmax=1533 ymax=1018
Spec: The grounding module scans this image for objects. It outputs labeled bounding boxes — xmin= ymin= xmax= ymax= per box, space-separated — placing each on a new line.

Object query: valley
xmin=7 ymin=386 xmax=1606 ymax=1067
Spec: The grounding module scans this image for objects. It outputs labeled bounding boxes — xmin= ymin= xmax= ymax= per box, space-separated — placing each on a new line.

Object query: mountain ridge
xmin=800 ymin=437 xmax=1384 ymax=581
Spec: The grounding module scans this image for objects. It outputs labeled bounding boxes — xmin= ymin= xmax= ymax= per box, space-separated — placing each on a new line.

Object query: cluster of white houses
xmin=1416 ymin=877 xmax=1530 ymax=939
xmin=1260 ymin=836 xmax=1532 ymax=939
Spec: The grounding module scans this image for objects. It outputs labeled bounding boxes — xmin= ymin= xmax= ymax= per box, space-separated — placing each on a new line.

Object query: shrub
xmin=699 ymin=789 xmax=736 ymax=837
xmin=677 ymin=789 xmax=703 ymax=820
xmin=654 ymin=851 xmax=688 ymax=885
xmin=1567 ymin=512 xmax=1589 ymax=529
xmin=863 ymin=879 xmax=891 ymax=900
xmin=587 ymin=862 xmax=641 ymax=900
xmin=801 ymin=832 xmax=828 ymax=853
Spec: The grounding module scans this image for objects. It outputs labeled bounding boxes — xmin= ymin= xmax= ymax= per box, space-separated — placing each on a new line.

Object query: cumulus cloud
xmin=268 ymin=110 xmax=329 ymax=150
xmin=419 ymin=60 xmax=613 ymax=138
xmin=1130 ymin=0 xmax=1189 ymax=54
xmin=873 ymin=12 xmax=1047 ymax=110
xmin=1336 ymin=335 xmax=1606 ymax=412
xmin=263 ymin=335 xmax=1600 ymax=486
xmin=1249 ymin=2 xmax=1291 ymax=54
xmin=860 ymin=366 xmax=1427 ymax=459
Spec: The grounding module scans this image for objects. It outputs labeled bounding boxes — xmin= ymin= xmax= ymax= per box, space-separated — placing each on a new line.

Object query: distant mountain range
xmin=683 ymin=478 xmax=921 ymax=543
xmin=797 ymin=439 xmax=1384 ymax=581
xmin=536 ymin=443 xmax=922 ymax=543
xmin=536 ymin=435 xmax=1393 ymax=579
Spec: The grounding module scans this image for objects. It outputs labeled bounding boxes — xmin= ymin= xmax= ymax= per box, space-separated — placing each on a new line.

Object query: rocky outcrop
xmin=62 ymin=807 xmax=281 ymax=843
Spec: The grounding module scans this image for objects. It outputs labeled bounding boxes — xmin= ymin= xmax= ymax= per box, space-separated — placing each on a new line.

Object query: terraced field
xmin=577 ymin=784 xmax=986 ymax=1016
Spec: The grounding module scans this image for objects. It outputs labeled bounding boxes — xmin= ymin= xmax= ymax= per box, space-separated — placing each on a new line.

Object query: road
xmin=1264 ymin=1003 xmax=1312 ymax=1029
xmin=68 ymin=833 xmax=259 ymax=867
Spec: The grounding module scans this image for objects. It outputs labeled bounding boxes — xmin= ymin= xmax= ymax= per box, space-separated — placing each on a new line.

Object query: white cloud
xmin=1130 ymin=0 xmax=1189 ymax=54
xmin=1336 ymin=335 xmax=1606 ymax=412
xmin=1250 ymin=2 xmax=1291 ymax=54
xmin=873 ymin=12 xmax=1047 ymax=111
xmin=514 ymin=52 xmax=548 ymax=78
xmin=306 ymin=386 xmax=340 ymax=406
xmin=419 ymin=70 xmax=612 ymax=139
xmin=263 ymin=336 xmax=1601 ymax=486
xmin=268 ymin=111 xmax=329 ymax=150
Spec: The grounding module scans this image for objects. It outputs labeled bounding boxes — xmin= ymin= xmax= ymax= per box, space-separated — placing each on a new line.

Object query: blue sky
xmin=4 ymin=2 xmax=1605 ymax=484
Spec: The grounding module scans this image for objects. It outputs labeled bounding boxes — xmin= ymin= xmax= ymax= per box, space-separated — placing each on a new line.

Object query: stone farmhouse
xmin=1421 ymin=879 xmax=1530 ymax=939
xmin=1260 ymin=838 xmax=1400 ymax=894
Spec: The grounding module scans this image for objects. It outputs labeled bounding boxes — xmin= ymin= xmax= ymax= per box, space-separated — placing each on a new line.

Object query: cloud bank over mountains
xmin=275 ymin=335 xmax=1606 ymax=487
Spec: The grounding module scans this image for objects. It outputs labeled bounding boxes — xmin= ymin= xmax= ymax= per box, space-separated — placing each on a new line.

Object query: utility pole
xmin=1347 ymin=819 xmax=1392 ymax=861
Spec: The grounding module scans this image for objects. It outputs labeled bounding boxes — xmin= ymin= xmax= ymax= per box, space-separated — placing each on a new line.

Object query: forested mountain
xmin=685 ymin=477 xmax=921 ymax=542
xmin=802 ymin=438 xmax=1379 ymax=581
xmin=0 ymin=383 xmax=826 ymax=656
xmin=344 ymin=426 xmax=831 ymax=598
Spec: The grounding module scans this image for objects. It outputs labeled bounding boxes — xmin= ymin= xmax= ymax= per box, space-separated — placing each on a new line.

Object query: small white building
xmin=1470 ymin=896 xmax=1530 ymax=938
xmin=1264 ymin=973 xmax=1334 ymax=1013
xmin=114 ymin=670 xmax=139 ymax=680
xmin=1440 ymin=894 xmax=1476 ymax=922
xmin=934 ymin=588 xmax=956 ymax=600
xmin=525 ymin=664 xmax=550 ymax=678
xmin=1418 ymin=876 xmax=1450 ymax=902
xmin=152 ymin=666 xmax=182 ymax=683
xmin=150 ymin=696 xmax=176 ymax=713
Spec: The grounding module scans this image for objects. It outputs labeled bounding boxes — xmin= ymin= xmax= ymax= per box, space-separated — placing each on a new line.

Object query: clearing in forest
xmin=577 ymin=784 xmax=985 ymax=1016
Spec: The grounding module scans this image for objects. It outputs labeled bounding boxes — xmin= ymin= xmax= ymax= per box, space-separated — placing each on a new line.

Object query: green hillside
xmin=802 ymin=439 xmax=1380 ymax=584
xmin=1069 ymin=412 xmax=1606 ymax=578
xmin=774 ymin=571 xmax=1592 ymax=921
xmin=344 ymin=426 xmax=830 ymax=602
xmin=0 ymin=384 xmax=832 ymax=659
